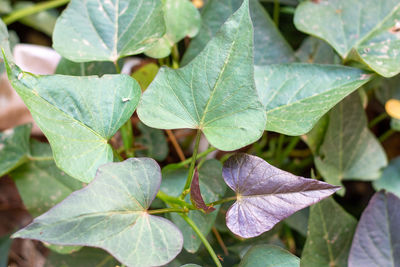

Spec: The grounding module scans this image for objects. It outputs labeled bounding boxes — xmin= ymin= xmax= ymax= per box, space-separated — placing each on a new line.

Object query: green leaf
xmin=13 ymin=158 xmax=183 ymax=267
xmin=254 ymin=64 xmax=372 ymax=135
xmin=0 ymin=18 xmax=13 ymax=71
xmin=294 ymin=0 xmax=400 ymax=77
xmin=131 ymin=63 xmax=159 ymax=91
xmin=45 ymin=247 xmax=118 ymax=267
xmin=182 ymin=0 xmax=294 ymax=66
xmin=314 ymin=92 xmax=388 ymax=191
xmin=0 ymin=0 xmax=11 ymax=14
xmin=136 ymin=122 xmax=169 ymax=161
xmin=145 ymin=0 xmax=201 ymax=58
xmin=138 ymin=0 xmax=266 ymax=151
xmin=5 ymin=59 xmax=141 ymax=182
xmin=373 ymin=157 xmax=400 ymax=198
xmin=295 ymin=37 xmax=339 ymax=64
xmin=284 ymin=208 xmax=309 ymax=236
xmin=300 ymin=197 xmax=357 ymax=267
xmin=55 ymin=58 xmax=117 ymax=76
xmin=52 ymin=0 xmax=165 ymax=62
xmin=44 ymin=243 xmax=82 ymax=255
xmin=11 ymin=140 xmax=83 ymax=217
xmin=161 ymin=160 xmax=226 ymax=253
xmin=0 ymin=234 xmax=12 ymax=267
xmin=0 ymin=124 xmax=31 ymax=177
xmin=239 ymin=244 xmax=300 ymax=267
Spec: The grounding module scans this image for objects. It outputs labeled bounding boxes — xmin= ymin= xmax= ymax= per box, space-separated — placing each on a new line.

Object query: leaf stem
xmin=181 ymin=130 xmax=202 ymax=199
xmin=379 ymin=129 xmax=395 ymax=142
xmin=166 ymin=129 xmax=186 ymax=162
xmin=173 ymin=146 xmax=216 ymax=169
xmin=273 ymin=0 xmax=280 ymax=27
xmin=369 ymin=112 xmax=388 ymax=128
xmin=28 ymin=156 xmax=53 ymax=161
xmin=171 ymin=44 xmax=180 ymax=69
xmin=3 ymin=0 xmax=70 ymax=25
xmin=212 ymin=227 xmax=228 ymax=256
xmin=207 ymin=196 xmax=236 ymax=207
xmin=156 ymin=191 xmax=195 ymax=209
xmin=180 ymin=214 xmax=222 ymax=267
xmin=147 ymin=207 xmax=188 ymax=215
xmin=279 ymin=136 xmax=301 ymax=164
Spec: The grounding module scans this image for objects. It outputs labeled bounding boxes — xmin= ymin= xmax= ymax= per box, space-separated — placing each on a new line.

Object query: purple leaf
xmin=222 ymin=153 xmax=340 ymax=238
xmin=190 ymin=168 xmax=216 ymax=214
xmin=348 ymin=191 xmax=400 ymax=267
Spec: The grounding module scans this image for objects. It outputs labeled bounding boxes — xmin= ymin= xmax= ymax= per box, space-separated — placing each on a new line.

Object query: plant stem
xmin=279 ymin=136 xmax=300 ymax=164
xmin=180 ymin=214 xmax=222 ymax=267
xmin=28 ymin=156 xmax=53 ymax=161
xmin=120 ymin=120 xmax=135 ymax=157
xmin=173 ymin=146 xmax=216 ymax=169
xmin=212 ymin=227 xmax=228 ymax=256
xmin=369 ymin=112 xmax=388 ymax=128
xmin=147 ymin=207 xmax=188 ymax=215
xmin=207 ymin=196 xmax=236 ymax=207
xmin=166 ymin=129 xmax=186 ymax=162
xmin=181 ymin=130 xmax=202 ymax=198
xmin=171 ymin=44 xmax=180 ymax=69
xmin=3 ymin=0 xmax=70 ymax=25
xmin=156 ymin=191 xmax=195 ymax=209
xmin=273 ymin=0 xmax=280 ymax=27
xmin=379 ymin=129 xmax=395 ymax=142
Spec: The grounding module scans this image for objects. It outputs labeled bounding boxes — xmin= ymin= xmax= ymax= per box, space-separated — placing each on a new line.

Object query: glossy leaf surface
xmin=13 ymin=158 xmax=183 ymax=267
xmin=254 ymin=64 xmax=372 ymax=135
xmin=301 ymin=197 xmax=357 ymax=267
xmin=223 ymin=153 xmax=339 ymax=238
xmin=138 ymin=0 xmax=266 ymax=151
xmin=239 ymin=244 xmax=299 ymax=267
xmin=294 ymin=0 xmax=400 ymax=77
xmin=55 ymin=58 xmax=117 ymax=76
xmin=52 ymin=0 xmax=165 ymax=62
xmin=348 ymin=191 xmax=400 ymax=267
xmin=6 ymin=59 xmax=141 ymax=182
xmin=373 ymin=157 xmax=400 ymax=198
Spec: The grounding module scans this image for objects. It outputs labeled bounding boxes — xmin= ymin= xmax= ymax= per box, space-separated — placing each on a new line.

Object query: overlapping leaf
xmin=239 ymin=245 xmax=300 ymax=267
xmin=348 ymin=191 xmax=400 ymax=267
xmin=13 ymin=158 xmax=183 ymax=267
xmin=138 ymin=0 xmax=266 ymax=151
xmin=222 ymin=153 xmax=339 ymax=238
xmin=52 ymin=0 xmax=165 ymax=62
xmin=254 ymin=64 xmax=372 ymax=135
xmin=45 ymin=247 xmax=118 ymax=267
xmin=55 ymin=58 xmax=117 ymax=76
xmin=301 ymin=197 xmax=357 ymax=267
xmin=294 ymin=0 xmax=400 ymax=77
xmin=315 ymin=92 xmax=387 ymax=191
xmin=295 ymin=37 xmax=339 ymax=64
xmin=136 ymin=122 xmax=169 ymax=161
xmin=5 ymin=58 xmax=141 ymax=182
xmin=373 ymin=157 xmax=400 ymax=198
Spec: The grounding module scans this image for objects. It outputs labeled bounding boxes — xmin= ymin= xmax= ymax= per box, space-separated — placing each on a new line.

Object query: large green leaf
xmin=314 ymin=92 xmax=387 ymax=190
xmin=13 ymin=158 xmax=183 ymax=267
xmin=138 ymin=0 xmax=266 ymax=151
xmin=182 ymin=0 xmax=294 ymax=66
xmin=45 ymin=247 xmax=118 ymax=267
xmin=301 ymin=197 xmax=357 ymax=267
xmin=294 ymin=0 xmax=400 ymax=77
xmin=11 ymin=140 xmax=83 ymax=217
xmin=254 ymin=64 xmax=372 ymax=135
xmin=52 ymin=0 xmax=165 ymax=62
xmin=5 ymin=58 xmax=141 ymax=182
xmin=55 ymin=58 xmax=117 ymax=76
xmin=373 ymin=157 xmax=400 ymax=198
xmin=239 ymin=245 xmax=300 ymax=267
xmin=145 ymin=0 xmax=201 ymax=58
xmin=0 ymin=124 xmax=31 ymax=177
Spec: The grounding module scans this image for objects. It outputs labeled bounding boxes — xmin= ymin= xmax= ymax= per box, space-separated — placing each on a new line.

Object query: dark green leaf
xmin=373 ymin=157 xmax=400 ymax=198
xmin=239 ymin=244 xmax=300 ymax=267
xmin=0 ymin=234 xmax=12 ymax=267
xmin=45 ymin=247 xmax=118 ymax=267
xmin=136 ymin=122 xmax=169 ymax=161
xmin=55 ymin=58 xmax=116 ymax=76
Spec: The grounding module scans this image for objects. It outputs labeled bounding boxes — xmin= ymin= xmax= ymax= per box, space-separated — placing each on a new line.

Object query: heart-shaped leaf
xmin=55 ymin=58 xmax=117 ymax=76
xmin=5 ymin=58 xmax=141 ymax=182
xmin=52 ymin=0 xmax=165 ymax=62
xmin=239 ymin=244 xmax=300 ymax=267
xmin=373 ymin=157 xmax=400 ymax=198
xmin=222 ymin=153 xmax=340 ymax=238
xmin=0 ymin=124 xmax=31 ymax=177
xmin=13 ymin=158 xmax=183 ymax=267
xmin=182 ymin=0 xmax=294 ymax=66
xmin=348 ymin=191 xmax=400 ymax=267
xmin=138 ymin=0 xmax=266 ymax=151
xmin=294 ymin=0 xmax=400 ymax=77
xmin=254 ymin=64 xmax=372 ymax=135
xmin=301 ymin=197 xmax=357 ymax=267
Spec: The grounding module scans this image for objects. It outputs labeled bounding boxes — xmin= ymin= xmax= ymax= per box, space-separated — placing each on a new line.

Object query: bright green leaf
xmin=45 ymin=247 xmax=118 ymax=267
xmin=138 ymin=0 xmax=266 ymax=151
xmin=55 ymin=58 xmax=117 ymax=76
xmin=182 ymin=0 xmax=294 ymax=66
xmin=239 ymin=244 xmax=300 ymax=267
xmin=373 ymin=157 xmax=400 ymax=198
xmin=5 ymin=58 xmax=141 ymax=182
xmin=52 ymin=0 xmax=166 ymax=62
xmin=0 ymin=124 xmax=31 ymax=177
xmin=314 ymin=92 xmax=388 ymax=190
xmin=131 ymin=63 xmax=159 ymax=91
xmin=136 ymin=122 xmax=169 ymax=161
xmin=254 ymin=64 xmax=372 ymax=135
xmin=294 ymin=0 xmax=400 ymax=77
xmin=301 ymin=197 xmax=357 ymax=267
xmin=13 ymin=158 xmax=183 ymax=267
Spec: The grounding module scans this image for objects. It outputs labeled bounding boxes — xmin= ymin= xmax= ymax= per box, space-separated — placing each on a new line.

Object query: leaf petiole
xmin=207 ymin=196 xmax=237 ymax=207
xmin=147 ymin=207 xmax=189 ymax=215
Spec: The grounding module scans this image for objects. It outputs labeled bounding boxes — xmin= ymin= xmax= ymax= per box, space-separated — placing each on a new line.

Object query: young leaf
xmin=315 ymin=92 xmax=388 ymax=190
xmin=254 ymin=64 xmax=372 ymax=135
xmin=138 ymin=0 xmax=266 ymax=151
xmin=301 ymin=197 xmax=357 ymax=267
xmin=55 ymin=58 xmax=117 ymax=76
xmin=222 ymin=153 xmax=339 ymax=238
xmin=145 ymin=0 xmax=201 ymax=58
xmin=348 ymin=191 xmax=400 ymax=267
xmin=182 ymin=0 xmax=294 ymax=66
xmin=11 ymin=140 xmax=83 ymax=217
xmin=0 ymin=124 xmax=31 ymax=177
xmin=45 ymin=247 xmax=118 ymax=267
xmin=12 ymin=158 xmax=183 ymax=267
xmin=239 ymin=244 xmax=300 ymax=267
xmin=5 ymin=59 xmax=141 ymax=182
xmin=373 ymin=157 xmax=400 ymax=198
xmin=190 ymin=168 xmax=216 ymax=213
xmin=294 ymin=0 xmax=400 ymax=77
xmin=136 ymin=122 xmax=169 ymax=161
xmin=52 ymin=0 xmax=165 ymax=62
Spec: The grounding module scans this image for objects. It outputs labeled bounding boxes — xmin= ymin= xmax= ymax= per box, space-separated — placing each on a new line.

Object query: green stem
xmin=120 ymin=120 xmax=135 ymax=157
xmin=279 ymin=136 xmax=300 ymax=164
xmin=172 ymin=147 xmax=216 ymax=169
xmin=280 ymin=6 xmax=295 ymax=15
xmin=156 ymin=191 xmax=195 ymax=209
xmin=171 ymin=44 xmax=180 ymax=69
xmin=275 ymin=134 xmax=285 ymax=165
xmin=3 ymin=0 xmax=70 ymax=25
xmin=147 ymin=207 xmax=188 ymax=215
xmin=207 ymin=196 xmax=236 ymax=207
xmin=28 ymin=156 xmax=53 ymax=161
xmin=273 ymin=0 xmax=280 ymax=27
xmin=379 ymin=129 xmax=395 ymax=142
xmin=369 ymin=113 xmax=388 ymax=128
xmin=180 ymin=214 xmax=222 ymax=267
xmin=181 ymin=130 xmax=202 ymax=198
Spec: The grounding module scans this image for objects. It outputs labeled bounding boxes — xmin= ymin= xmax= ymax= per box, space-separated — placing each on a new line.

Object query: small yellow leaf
xmin=385 ymin=99 xmax=400 ymax=119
